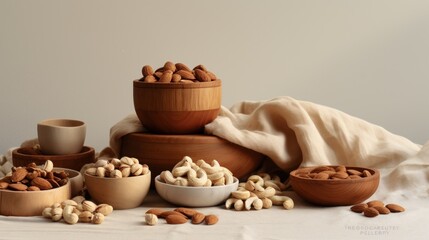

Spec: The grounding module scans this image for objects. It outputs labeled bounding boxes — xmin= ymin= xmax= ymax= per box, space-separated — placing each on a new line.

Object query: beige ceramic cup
xmin=37 ymin=119 xmax=86 ymax=155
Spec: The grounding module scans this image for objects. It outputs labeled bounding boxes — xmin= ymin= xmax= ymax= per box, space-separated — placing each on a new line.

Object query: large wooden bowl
xmin=133 ymin=80 xmax=221 ymax=134
xmin=120 ymin=133 xmax=265 ymax=182
xmin=290 ymin=166 xmax=380 ymax=206
xmin=12 ymin=146 xmax=95 ymax=171
xmin=0 ymin=182 xmax=71 ymax=216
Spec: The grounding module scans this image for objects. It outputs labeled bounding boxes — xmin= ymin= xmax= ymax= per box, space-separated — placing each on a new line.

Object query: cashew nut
xmin=244 ymin=197 xmax=260 ymax=210
xmin=63 ymin=205 xmax=79 ymax=224
xmin=225 ymin=198 xmax=239 ymax=209
xmin=254 ymin=186 xmax=276 ymax=198
xmin=262 ymin=198 xmax=273 ymax=209
xmin=145 ymin=213 xmax=158 ymax=226
xmin=187 ymin=169 xmax=208 ymax=187
xmin=43 ymin=160 xmax=54 ymax=172
xmin=269 ymin=195 xmax=294 ymax=209
xmin=234 ymin=199 xmax=244 ymax=211
xmin=172 ymin=163 xmax=191 ymax=177
xmin=231 ymin=190 xmax=251 ymax=200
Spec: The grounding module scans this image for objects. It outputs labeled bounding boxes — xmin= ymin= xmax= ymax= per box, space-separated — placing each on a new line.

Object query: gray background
xmin=1 ymin=0 xmax=428 ymax=153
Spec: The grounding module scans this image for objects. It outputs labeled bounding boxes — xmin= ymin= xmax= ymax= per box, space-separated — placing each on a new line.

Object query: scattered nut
xmin=145 ymin=213 xmax=158 ymax=226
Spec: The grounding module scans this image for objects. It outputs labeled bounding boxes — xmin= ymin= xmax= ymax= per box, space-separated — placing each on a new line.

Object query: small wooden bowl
xmin=289 ymin=166 xmax=380 ymax=206
xmin=84 ymin=171 xmax=151 ymax=210
xmin=12 ymin=146 xmax=95 ymax=171
xmin=155 ymin=175 xmax=239 ymax=207
xmin=133 ymin=80 xmax=221 ymax=134
xmin=120 ymin=133 xmax=265 ymax=181
xmin=0 ymin=182 xmax=71 ymax=216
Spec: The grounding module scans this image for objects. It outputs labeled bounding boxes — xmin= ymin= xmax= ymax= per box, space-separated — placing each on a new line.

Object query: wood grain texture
xmin=120 ymin=133 xmax=265 ymax=182
xmin=12 ymin=146 xmax=95 ymax=171
xmin=133 ymin=80 xmax=221 ymax=134
xmin=0 ymin=182 xmax=71 ymax=216
xmin=290 ymin=166 xmax=380 ymax=206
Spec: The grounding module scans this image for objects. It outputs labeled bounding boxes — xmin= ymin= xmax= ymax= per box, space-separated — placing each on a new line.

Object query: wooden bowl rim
xmin=290 ymin=166 xmax=380 ymax=184
xmin=13 ymin=146 xmax=95 ymax=160
xmin=133 ymin=79 xmax=221 ymax=89
xmin=0 ymin=181 xmax=70 ymax=194
xmin=84 ymin=171 xmax=151 ymax=182
xmin=155 ymin=175 xmax=238 ymax=189
xmin=124 ymin=133 xmax=232 ymax=144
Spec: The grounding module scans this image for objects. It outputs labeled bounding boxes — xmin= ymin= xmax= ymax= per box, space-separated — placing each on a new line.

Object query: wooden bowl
xmin=155 ymin=175 xmax=239 ymax=207
xmin=120 ymin=133 xmax=265 ymax=181
xmin=0 ymin=182 xmax=71 ymax=216
xmin=133 ymin=80 xmax=221 ymax=134
xmin=84 ymin=171 xmax=151 ymax=210
xmin=12 ymin=146 xmax=95 ymax=171
xmin=289 ymin=166 xmax=380 ymax=206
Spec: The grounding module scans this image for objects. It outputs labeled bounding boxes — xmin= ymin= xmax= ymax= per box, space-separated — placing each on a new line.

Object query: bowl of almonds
xmin=289 ymin=165 xmax=380 ymax=206
xmin=133 ymin=61 xmax=221 ymax=134
xmin=0 ymin=161 xmax=72 ymax=216
xmin=84 ymin=156 xmax=151 ymax=210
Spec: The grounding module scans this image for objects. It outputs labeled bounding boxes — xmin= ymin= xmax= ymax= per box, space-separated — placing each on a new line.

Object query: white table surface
xmin=1 ymin=190 xmax=427 ymax=240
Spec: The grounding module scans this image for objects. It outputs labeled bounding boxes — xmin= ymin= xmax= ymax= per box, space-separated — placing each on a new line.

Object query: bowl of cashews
xmin=155 ymin=156 xmax=239 ymax=207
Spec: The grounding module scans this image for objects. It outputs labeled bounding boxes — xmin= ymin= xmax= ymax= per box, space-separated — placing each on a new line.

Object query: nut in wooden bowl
xmin=289 ymin=166 xmax=380 ymax=206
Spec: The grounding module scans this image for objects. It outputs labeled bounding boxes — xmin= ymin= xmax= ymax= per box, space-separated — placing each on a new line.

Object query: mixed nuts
xmin=85 ymin=156 xmax=149 ymax=178
xmin=145 ymin=207 xmax=218 ymax=226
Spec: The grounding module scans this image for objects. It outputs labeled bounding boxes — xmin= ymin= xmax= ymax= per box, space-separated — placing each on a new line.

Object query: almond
xmin=175 ymin=63 xmax=192 ymax=72
xmin=311 ymin=166 xmax=335 ymax=173
xmin=367 ymin=200 xmax=384 ymax=208
xmin=27 ymin=186 xmax=41 ymax=191
xmin=172 ymin=73 xmax=181 ymax=82
xmin=164 ymin=61 xmax=176 ymax=72
xmin=193 ymin=64 xmax=208 ymax=72
xmin=142 ymin=65 xmax=154 ymax=77
xmin=314 ymin=172 xmax=329 ymax=180
xmin=31 ymin=177 xmax=53 ymax=190
xmin=174 ymin=208 xmax=199 ymax=218
xmin=165 ymin=214 xmax=187 ymax=224
xmin=176 ymin=70 xmax=195 ymax=80
xmin=11 ymin=168 xmax=28 ymax=183
xmin=350 ymin=203 xmax=368 ymax=213
xmin=0 ymin=181 xmax=9 ymax=189
xmin=47 ymin=178 xmax=60 ymax=188
xmin=349 ymin=175 xmax=362 ymax=179
xmin=206 ymin=71 xmax=217 ymax=80
xmin=331 ymin=172 xmax=348 ymax=179
xmin=191 ymin=212 xmax=206 ymax=224
xmin=386 ymin=203 xmax=405 ymax=213
xmin=159 ymin=210 xmax=188 ymax=219
xmin=159 ymin=70 xmax=173 ymax=83
xmin=194 ymin=69 xmax=211 ymax=82
xmin=204 ymin=214 xmax=218 ymax=225
xmin=347 ymin=169 xmax=362 ymax=176
xmin=362 ymin=170 xmax=372 ymax=177
xmin=373 ymin=206 xmax=390 ymax=214
xmin=153 ymin=71 xmax=163 ymax=79
xmin=335 ymin=165 xmax=347 ymax=172
xmin=8 ymin=183 xmax=28 ymax=191
xmin=143 ymin=75 xmax=157 ymax=83
xmin=146 ymin=208 xmax=165 ymax=217
xmin=363 ymin=207 xmax=379 ymax=218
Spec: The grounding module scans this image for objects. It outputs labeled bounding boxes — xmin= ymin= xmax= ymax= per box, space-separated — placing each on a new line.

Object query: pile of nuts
xmin=145 ymin=208 xmax=218 ymax=225
xmin=85 ymin=157 xmax=149 ymax=178
xmin=159 ymin=156 xmax=234 ymax=187
xmin=294 ymin=165 xmax=373 ymax=180
xmin=42 ymin=195 xmax=113 ymax=224
xmin=139 ymin=61 xmax=218 ymax=83
xmin=350 ymin=200 xmax=405 ymax=218
xmin=225 ymin=173 xmax=294 ymax=211
xmin=0 ymin=160 xmax=68 ymax=191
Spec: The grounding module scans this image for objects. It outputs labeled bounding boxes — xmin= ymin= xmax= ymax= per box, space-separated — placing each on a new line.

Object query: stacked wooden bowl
xmin=125 ymin=73 xmax=264 ymax=182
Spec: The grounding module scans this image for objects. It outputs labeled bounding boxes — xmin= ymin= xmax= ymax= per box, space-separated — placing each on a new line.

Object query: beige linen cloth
xmin=110 ymin=96 xmax=427 ymax=198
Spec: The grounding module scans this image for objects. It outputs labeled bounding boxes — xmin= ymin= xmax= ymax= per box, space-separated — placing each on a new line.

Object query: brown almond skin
xmin=31 ymin=177 xmax=53 ymax=190
xmin=143 ymin=75 xmax=157 ymax=83
xmin=206 ymin=71 xmax=217 ymax=81
xmin=175 ymin=63 xmax=192 ymax=72
xmin=142 ymin=65 xmax=154 ymax=77
xmin=350 ymin=203 xmax=368 ymax=213
xmin=166 ymin=215 xmax=188 ymax=224
xmin=27 ymin=186 xmax=41 ymax=191
xmin=373 ymin=206 xmax=390 ymax=214
xmin=164 ymin=61 xmax=176 ymax=72
xmin=362 ymin=170 xmax=372 ymax=177
xmin=331 ymin=172 xmax=349 ymax=179
xmin=347 ymin=169 xmax=362 ymax=176
xmin=159 ymin=70 xmax=173 ymax=83
xmin=8 ymin=183 xmax=28 ymax=191
xmin=146 ymin=208 xmax=165 ymax=217
xmin=0 ymin=181 xmax=9 ymax=189
xmin=311 ymin=166 xmax=335 ymax=173
xmin=335 ymin=165 xmax=347 ymax=172
xmin=159 ymin=211 xmax=188 ymax=219
xmin=314 ymin=172 xmax=329 ymax=180
xmin=363 ymin=207 xmax=379 ymax=218
xmin=193 ymin=64 xmax=208 ymax=72
xmin=174 ymin=208 xmax=199 ymax=218
xmin=191 ymin=213 xmax=206 ymax=224
xmin=386 ymin=204 xmax=405 ymax=213
xmin=205 ymin=214 xmax=219 ymax=225
xmin=194 ymin=69 xmax=211 ymax=82
xmin=367 ymin=200 xmax=384 ymax=208
xmin=176 ymin=70 xmax=195 ymax=80
xmin=11 ymin=168 xmax=28 ymax=183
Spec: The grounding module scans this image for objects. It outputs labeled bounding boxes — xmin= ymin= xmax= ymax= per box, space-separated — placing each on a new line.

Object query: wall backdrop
xmin=1 ymin=0 xmax=428 ymax=153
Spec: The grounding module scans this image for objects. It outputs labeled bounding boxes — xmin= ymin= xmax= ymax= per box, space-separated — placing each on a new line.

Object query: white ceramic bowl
xmin=155 ymin=175 xmax=238 ymax=207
